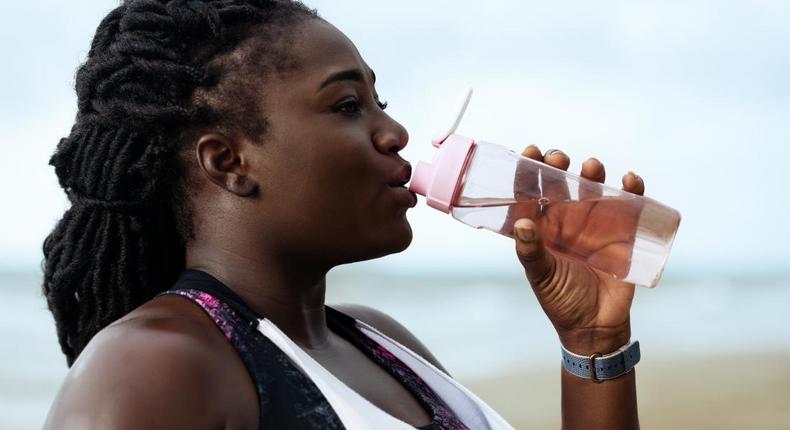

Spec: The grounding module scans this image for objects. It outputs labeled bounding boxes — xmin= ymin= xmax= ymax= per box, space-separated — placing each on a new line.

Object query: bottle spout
xmin=409 ymin=161 xmax=434 ymax=197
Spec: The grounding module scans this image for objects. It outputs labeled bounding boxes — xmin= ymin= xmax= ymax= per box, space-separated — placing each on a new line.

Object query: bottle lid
xmin=409 ymin=135 xmax=475 ymax=213
xmin=409 ymin=89 xmax=475 ymax=213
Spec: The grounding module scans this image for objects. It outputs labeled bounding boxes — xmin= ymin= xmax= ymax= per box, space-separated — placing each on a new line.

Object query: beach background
xmin=1 ymin=0 xmax=789 ymax=429
xmin=2 ymin=271 xmax=790 ymax=429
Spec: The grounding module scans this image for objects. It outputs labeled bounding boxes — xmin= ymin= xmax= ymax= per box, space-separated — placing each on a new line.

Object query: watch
xmin=561 ymin=340 xmax=641 ymax=382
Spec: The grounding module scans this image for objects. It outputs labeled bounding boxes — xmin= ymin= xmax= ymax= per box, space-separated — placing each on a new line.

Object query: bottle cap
xmin=409 ymin=134 xmax=475 ymax=213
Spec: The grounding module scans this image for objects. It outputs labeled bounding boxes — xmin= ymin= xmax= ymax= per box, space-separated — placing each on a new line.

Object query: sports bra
xmin=158 ymin=269 xmax=513 ymax=429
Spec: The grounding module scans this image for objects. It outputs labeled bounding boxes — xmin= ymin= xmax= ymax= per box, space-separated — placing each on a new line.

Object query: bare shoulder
xmin=332 ymin=303 xmax=450 ymax=375
xmin=44 ymin=296 xmax=257 ymax=430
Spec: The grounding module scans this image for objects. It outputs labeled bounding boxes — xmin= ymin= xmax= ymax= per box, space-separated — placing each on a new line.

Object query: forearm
xmin=561 ymin=366 xmax=638 ymax=429
xmin=559 ymin=330 xmax=640 ymax=430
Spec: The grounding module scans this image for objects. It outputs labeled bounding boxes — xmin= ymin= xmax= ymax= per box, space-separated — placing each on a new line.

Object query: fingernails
xmin=546 ymin=149 xmax=560 ymax=156
xmin=516 ymin=225 xmax=535 ymax=242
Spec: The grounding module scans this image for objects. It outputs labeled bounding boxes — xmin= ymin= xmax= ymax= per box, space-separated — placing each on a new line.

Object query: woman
xmin=43 ymin=1 xmax=643 ymax=428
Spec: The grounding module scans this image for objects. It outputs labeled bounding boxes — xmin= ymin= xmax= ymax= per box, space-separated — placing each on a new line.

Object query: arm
xmin=513 ymin=146 xmax=643 ymax=430
xmin=43 ymin=318 xmax=234 ymax=430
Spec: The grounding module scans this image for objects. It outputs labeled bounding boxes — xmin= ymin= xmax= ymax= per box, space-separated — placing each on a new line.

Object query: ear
xmin=194 ymin=133 xmax=259 ymax=197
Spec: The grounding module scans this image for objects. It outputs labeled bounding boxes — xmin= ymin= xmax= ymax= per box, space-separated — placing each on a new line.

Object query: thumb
xmin=514 ymin=218 xmax=555 ymax=287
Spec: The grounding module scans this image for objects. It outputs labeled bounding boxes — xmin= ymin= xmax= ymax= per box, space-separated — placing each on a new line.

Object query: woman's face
xmin=241 ymin=19 xmax=414 ymax=266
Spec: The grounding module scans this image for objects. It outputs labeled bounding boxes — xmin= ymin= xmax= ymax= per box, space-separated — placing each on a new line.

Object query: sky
xmin=1 ymin=0 xmax=788 ymax=278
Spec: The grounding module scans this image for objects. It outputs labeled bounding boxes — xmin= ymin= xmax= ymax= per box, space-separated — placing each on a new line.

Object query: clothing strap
xmin=561 ymin=341 xmax=641 ymax=381
xmin=155 ymin=269 xmax=473 ymax=429
xmin=162 ymin=269 xmax=262 ymax=323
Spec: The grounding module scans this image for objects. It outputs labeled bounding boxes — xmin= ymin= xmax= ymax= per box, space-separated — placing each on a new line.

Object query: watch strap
xmin=561 ymin=340 xmax=640 ymax=381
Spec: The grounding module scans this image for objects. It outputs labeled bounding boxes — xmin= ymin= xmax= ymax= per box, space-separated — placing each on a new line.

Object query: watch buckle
xmin=588 ymin=352 xmax=603 ymax=383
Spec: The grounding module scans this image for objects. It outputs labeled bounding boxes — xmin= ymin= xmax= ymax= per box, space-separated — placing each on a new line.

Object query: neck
xmin=185 ymin=241 xmax=332 ymax=350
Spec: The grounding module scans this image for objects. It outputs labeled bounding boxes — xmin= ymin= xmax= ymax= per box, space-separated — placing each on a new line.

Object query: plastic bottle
xmin=408 ymin=91 xmax=681 ymax=288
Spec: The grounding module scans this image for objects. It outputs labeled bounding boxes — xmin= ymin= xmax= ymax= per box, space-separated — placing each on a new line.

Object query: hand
xmin=509 ymin=146 xmax=646 ymax=354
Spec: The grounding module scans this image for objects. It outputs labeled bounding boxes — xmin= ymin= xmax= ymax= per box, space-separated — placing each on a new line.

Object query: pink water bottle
xmin=409 ymin=91 xmax=681 ymax=288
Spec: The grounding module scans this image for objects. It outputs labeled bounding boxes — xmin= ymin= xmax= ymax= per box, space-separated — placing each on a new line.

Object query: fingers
xmin=515 ymin=145 xmax=543 ymax=201
xmin=519 ymin=147 xmax=645 ymax=202
xmin=543 ymin=149 xmax=571 ymax=171
xmin=521 ymin=144 xmax=544 ymax=161
xmin=579 ymin=157 xmax=606 ymax=200
xmin=540 ymin=149 xmax=571 ymax=202
xmin=622 ymin=171 xmax=645 ymax=196
xmin=514 ymin=218 xmax=556 ymax=288
xmin=581 ymin=157 xmax=606 ymax=182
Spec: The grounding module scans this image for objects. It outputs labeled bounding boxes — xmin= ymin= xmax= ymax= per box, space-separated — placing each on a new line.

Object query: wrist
xmin=558 ymin=325 xmax=631 ymax=355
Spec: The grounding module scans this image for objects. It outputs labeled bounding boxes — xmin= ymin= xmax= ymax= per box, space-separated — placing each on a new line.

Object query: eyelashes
xmin=334 ymin=97 xmax=389 ymax=115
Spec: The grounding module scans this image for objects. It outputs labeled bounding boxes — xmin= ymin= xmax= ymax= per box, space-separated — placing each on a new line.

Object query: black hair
xmin=42 ymin=0 xmax=318 ymax=366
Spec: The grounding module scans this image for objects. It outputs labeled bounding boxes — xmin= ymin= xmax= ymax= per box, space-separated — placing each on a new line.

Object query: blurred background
xmin=1 ymin=0 xmax=788 ymax=429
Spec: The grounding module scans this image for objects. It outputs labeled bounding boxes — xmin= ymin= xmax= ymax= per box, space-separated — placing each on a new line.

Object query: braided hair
xmin=43 ymin=0 xmax=318 ymax=366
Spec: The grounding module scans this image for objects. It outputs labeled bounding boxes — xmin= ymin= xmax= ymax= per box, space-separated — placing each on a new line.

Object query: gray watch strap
xmin=561 ymin=340 xmax=640 ymax=381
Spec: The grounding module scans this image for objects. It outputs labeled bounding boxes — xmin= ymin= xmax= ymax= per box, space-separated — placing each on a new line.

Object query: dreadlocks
xmin=42 ymin=0 xmax=318 ymax=366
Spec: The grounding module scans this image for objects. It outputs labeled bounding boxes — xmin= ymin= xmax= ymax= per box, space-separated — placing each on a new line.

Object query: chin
xmin=352 ymin=217 xmax=414 ymax=263
xmin=390 ymin=218 xmax=414 ymax=253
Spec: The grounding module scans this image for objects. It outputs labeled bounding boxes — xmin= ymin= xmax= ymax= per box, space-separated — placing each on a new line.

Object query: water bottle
xmin=408 ymin=91 xmax=681 ymax=288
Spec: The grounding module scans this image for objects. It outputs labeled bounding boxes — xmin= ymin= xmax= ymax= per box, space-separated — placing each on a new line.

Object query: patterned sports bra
xmin=157 ymin=269 xmax=471 ymax=429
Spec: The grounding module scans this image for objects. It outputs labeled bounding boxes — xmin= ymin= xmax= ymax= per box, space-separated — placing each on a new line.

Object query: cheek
xmin=268 ymin=123 xmax=393 ymax=233
xmin=311 ymin=150 xmax=382 ymax=218
xmin=300 ymin=128 xmax=374 ymax=186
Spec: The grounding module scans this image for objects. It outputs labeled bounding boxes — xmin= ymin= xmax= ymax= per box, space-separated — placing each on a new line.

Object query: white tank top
xmin=257 ymin=317 xmax=515 ymax=430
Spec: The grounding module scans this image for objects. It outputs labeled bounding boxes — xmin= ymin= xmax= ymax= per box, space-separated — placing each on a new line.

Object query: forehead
xmin=286 ymin=19 xmax=371 ymax=84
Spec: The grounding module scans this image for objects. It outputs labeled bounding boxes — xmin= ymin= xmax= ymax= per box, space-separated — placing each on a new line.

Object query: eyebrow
xmin=318 ymin=68 xmax=377 ymax=91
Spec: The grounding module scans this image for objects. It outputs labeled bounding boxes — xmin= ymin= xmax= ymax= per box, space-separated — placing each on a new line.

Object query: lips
xmin=389 ymin=163 xmax=412 ymax=187
xmin=389 ymin=163 xmax=417 ymax=207
xmin=391 ymin=185 xmax=418 ymax=207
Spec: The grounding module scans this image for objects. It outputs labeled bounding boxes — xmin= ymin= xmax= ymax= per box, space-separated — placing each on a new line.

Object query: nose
xmin=373 ymin=115 xmax=409 ymax=154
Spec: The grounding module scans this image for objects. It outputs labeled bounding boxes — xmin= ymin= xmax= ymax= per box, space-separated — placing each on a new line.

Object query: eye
xmin=334 ymin=99 xmax=361 ymax=115
xmin=332 ymin=97 xmax=388 ymax=115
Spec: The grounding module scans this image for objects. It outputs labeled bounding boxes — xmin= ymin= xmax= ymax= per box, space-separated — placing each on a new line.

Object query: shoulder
xmin=44 ymin=296 xmax=257 ymax=429
xmin=331 ymin=303 xmax=450 ymax=375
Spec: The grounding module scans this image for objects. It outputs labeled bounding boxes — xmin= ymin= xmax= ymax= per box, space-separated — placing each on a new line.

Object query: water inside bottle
xmin=452 ymin=195 xmax=680 ymax=286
